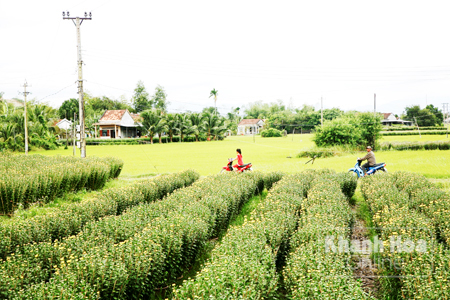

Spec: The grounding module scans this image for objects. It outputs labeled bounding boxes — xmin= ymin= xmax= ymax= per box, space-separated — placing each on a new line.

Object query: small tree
xmin=355 ymin=112 xmax=382 ymax=149
xmin=152 ymin=85 xmax=169 ymax=112
xmin=58 ymin=98 xmax=79 ymax=120
xmin=132 ymin=81 xmax=152 ymax=113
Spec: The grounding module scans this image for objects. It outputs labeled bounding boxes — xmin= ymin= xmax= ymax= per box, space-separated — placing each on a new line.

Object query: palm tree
xmin=165 ymin=113 xmax=179 ymax=142
xmin=209 ymin=89 xmax=218 ymax=115
xmin=189 ymin=112 xmax=206 ymax=142
xmin=176 ymin=113 xmax=191 ymax=142
xmin=141 ymin=109 xmax=167 ymax=144
xmin=203 ymin=112 xmax=226 ymax=141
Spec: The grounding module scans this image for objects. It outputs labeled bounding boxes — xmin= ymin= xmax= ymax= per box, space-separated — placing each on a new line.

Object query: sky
xmin=1 ymin=0 xmax=450 ymax=116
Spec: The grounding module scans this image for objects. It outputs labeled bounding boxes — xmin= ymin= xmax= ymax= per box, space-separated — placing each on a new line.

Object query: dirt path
xmin=351 ymin=208 xmax=380 ymax=298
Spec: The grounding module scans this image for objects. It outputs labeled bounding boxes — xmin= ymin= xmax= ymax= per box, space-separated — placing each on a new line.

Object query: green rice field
xmin=32 ymin=134 xmax=450 ymax=178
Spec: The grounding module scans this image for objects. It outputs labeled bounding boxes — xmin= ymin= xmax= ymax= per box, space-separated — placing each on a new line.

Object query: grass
xmin=31 ymin=134 xmax=450 ymax=178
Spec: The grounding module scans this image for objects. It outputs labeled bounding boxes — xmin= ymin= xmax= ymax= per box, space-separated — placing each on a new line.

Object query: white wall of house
xmin=56 ymin=119 xmax=72 ymax=131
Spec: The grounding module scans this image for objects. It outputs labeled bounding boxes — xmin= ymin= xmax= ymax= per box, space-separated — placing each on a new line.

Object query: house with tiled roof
xmin=93 ymin=110 xmax=141 ymax=138
xmin=237 ymin=119 xmax=265 ymax=135
xmin=380 ymin=112 xmax=413 ymax=126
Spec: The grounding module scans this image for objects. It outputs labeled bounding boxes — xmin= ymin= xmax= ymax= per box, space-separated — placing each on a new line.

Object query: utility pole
xmin=321 ymin=97 xmax=323 ymax=127
xmin=73 ymin=113 xmax=77 ymax=156
xmin=63 ymin=11 xmax=92 ymax=158
xmin=21 ymin=81 xmax=30 ymax=155
xmin=413 ymin=116 xmax=421 ymax=138
xmin=443 ymin=103 xmax=449 ymax=138
xmin=374 ymin=93 xmax=376 ymax=117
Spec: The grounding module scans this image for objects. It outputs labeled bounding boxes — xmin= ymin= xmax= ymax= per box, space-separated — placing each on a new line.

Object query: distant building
xmin=54 ymin=118 xmax=72 ymax=131
xmin=93 ymin=110 xmax=141 ymax=138
xmin=2 ymin=98 xmax=24 ymax=108
xmin=237 ymin=119 xmax=265 ymax=135
xmin=381 ymin=113 xmax=413 ymax=126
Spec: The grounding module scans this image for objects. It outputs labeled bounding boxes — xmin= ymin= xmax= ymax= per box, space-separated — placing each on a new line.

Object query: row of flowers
xmin=2 ymin=172 xmax=280 ymax=299
xmin=0 ymin=154 xmax=124 ymax=214
xmin=283 ymin=173 xmax=371 ymax=299
xmin=0 ymin=169 xmax=199 ymax=260
xmin=361 ymin=173 xmax=450 ymax=300
xmin=392 ymin=172 xmax=450 ymax=246
xmin=173 ymin=170 xmax=362 ymax=299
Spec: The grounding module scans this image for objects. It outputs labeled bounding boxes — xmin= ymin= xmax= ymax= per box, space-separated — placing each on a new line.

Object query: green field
xmin=32 ymin=134 xmax=450 ymax=178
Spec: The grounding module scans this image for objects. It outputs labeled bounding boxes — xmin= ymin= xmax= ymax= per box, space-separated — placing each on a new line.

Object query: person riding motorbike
xmin=358 ymin=146 xmax=376 ymax=174
xmin=232 ymin=148 xmax=244 ymax=169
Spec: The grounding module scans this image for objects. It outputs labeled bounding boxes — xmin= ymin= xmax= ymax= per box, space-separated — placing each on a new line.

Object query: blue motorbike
xmin=348 ymin=159 xmax=387 ymax=178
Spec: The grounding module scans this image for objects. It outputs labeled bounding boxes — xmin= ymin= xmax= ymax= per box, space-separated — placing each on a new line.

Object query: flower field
xmin=0 ymin=169 xmax=199 ymax=260
xmin=0 ymin=171 xmax=282 ymax=299
xmin=0 ymin=154 xmax=124 ymax=215
xmin=173 ymin=170 xmax=368 ymax=299
xmin=1 ymin=156 xmax=449 ymax=299
xmin=361 ymin=173 xmax=450 ymax=299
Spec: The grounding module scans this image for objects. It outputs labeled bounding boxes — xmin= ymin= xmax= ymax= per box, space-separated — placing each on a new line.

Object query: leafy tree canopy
xmin=58 ymin=98 xmax=79 ymax=120
xmin=132 ymin=81 xmax=152 ymax=113
xmin=404 ymin=105 xmax=442 ymax=126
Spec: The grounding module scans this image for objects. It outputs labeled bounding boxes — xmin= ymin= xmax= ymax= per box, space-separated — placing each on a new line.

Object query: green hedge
xmin=381 ymin=130 xmax=448 ymax=136
xmin=0 ymin=170 xmax=199 ymax=259
xmin=383 ymin=126 xmax=445 ymax=131
xmin=0 ymin=155 xmax=124 ymax=215
xmin=76 ymin=135 xmax=225 ymax=146
xmin=2 ymin=172 xmax=279 ymax=299
xmin=379 ymin=140 xmax=450 ymax=151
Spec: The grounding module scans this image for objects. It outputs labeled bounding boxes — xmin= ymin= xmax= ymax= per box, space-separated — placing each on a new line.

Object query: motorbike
xmin=221 ymin=158 xmax=253 ymax=173
xmin=348 ymin=159 xmax=387 ymax=178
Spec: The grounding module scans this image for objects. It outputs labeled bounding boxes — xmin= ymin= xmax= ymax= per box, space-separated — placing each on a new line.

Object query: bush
xmin=260 ymin=128 xmax=283 ymax=137
xmin=313 ymin=112 xmax=382 ymax=148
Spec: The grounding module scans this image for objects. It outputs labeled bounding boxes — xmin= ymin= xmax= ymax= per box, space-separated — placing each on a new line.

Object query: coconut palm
xmin=189 ymin=112 xmax=206 ymax=142
xmin=141 ymin=109 xmax=167 ymax=144
xmin=209 ymin=89 xmax=218 ymax=115
xmin=203 ymin=112 xmax=226 ymax=140
xmin=164 ymin=113 xmax=179 ymax=142
xmin=176 ymin=113 xmax=192 ymax=142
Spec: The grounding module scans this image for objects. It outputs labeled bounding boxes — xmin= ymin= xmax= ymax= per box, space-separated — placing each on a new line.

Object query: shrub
xmin=313 ymin=112 xmax=382 ymax=148
xmin=260 ymin=128 xmax=283 ymax=137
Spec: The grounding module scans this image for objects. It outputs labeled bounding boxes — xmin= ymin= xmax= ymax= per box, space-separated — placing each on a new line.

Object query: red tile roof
xmin=100 ymin=110 xmax=126 ymax=121
xmin=382 ymin=113 xmax=393 ymax=120
xmin=238 ymin=119 xmax=263 ymax=125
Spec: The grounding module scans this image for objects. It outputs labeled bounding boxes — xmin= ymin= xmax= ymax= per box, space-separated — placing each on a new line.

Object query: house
xmin=237 ymin=119 xmax=265 ymax=135
xmin=54 ymin=118 xmax=72 ymax=131
xmin=381 ymin=113 xmax=413 ymax=126
xmin=93 ymin=110 xmax=141 ymax=138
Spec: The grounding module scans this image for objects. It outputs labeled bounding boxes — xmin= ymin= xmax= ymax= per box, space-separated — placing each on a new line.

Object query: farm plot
xmin=1 ymin=172 xmax=282 ymax=299
xmin=173 ymin=170 xmax=371 ymax=299
xmin=0 ymin=169 xmax=200 ymax=259
xmin=361 ymin=173 xmax=450 ymax=299
xmin=0 ymin=154 xmax=124 ymax=215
